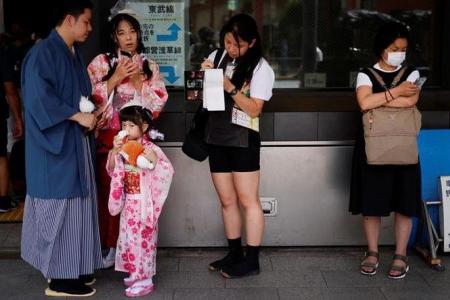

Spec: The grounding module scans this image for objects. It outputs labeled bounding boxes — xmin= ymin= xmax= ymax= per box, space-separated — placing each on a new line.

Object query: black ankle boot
xmin=46 ymin=279 xmax=96 ymax=297
xmin=209 ymin=237 xmax=243 ymax=271
xmin=220 ymin=245 xmax=260 ymax=278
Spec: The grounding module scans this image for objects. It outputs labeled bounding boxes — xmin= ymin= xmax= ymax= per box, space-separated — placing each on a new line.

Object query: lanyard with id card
xmin=230 ymin=87 xmax=260 ymax=132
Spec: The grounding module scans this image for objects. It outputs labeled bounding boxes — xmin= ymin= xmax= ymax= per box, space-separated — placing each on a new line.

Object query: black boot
xmin=209 ymin=237 xmax=243 ymax=271
xmin=46 ymin=279 xmax=96 ymax=297
xmin=220 ymin=245 xmax=260 ymax=278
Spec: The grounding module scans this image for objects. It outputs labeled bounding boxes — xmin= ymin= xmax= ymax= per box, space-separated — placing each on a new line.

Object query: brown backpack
xmin=362 ymin=67 xmax=421 ymax=165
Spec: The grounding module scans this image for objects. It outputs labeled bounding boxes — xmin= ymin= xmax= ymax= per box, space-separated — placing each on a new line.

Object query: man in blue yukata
xmin=20 ymin=0 xmax=103 ymax=297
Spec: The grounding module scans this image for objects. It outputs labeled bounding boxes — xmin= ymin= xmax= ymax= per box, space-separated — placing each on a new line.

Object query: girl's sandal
xmin=388 ymin=254 xmax=409 ymax=279
xmin=360 ymin=251 xmax=379 ymax=276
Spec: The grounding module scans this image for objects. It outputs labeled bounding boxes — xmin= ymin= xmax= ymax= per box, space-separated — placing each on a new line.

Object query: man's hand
xmin=71 ymin=112 xmax=96 ymax=131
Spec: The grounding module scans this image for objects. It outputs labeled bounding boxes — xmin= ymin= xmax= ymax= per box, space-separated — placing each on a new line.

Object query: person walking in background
xmin=20 ymin=0 xmax=103 ymax=296
xmin=88 ymin=11 xmax=168 ymax=269
xmin=201 ymin=13 xmax=275 ymax=278
xmin=0 ymin=40 xmax=23 ymax=212
xmin=350 ymin=22 xmax=422 ymax=280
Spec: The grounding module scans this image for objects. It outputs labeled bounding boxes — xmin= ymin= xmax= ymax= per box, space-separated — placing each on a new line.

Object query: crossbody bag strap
xmin=367 ymin=67 xmax=407 ymax=88
xmin=213 ymin=48 xmax=226 ymax=68
xmin=367 ymin=68 xmax=387 ymax=88
xmin=391 ymin=67 xmax=407 ymax=87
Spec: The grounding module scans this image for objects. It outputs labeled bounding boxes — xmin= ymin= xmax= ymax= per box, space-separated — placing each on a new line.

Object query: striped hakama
xmin=21 ymin=136 xmax=103 ymax=279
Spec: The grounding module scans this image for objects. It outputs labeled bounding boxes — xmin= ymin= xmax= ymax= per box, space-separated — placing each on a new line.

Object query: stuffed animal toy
xmin=117 ymin=130 xmax=154 ymax=169
xmin=79 ymin=95 xmax=95 ymax=113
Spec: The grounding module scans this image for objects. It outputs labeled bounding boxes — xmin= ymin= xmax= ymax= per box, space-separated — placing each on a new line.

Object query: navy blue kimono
xmin=22 ymin=30 xmax=93 ymax=199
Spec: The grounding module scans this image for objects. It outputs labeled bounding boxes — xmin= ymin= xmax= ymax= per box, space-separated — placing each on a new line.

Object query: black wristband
xmin=230 ymin=88 xmax=238 ymax=96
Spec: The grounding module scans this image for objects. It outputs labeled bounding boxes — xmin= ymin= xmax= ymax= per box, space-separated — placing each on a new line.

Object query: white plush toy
xmin=79 ymin=95 xmax=95 ymax=113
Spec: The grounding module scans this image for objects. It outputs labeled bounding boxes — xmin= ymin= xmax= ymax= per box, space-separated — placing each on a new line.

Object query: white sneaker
xmin=102 ymin=257 xmax=115 ymax=269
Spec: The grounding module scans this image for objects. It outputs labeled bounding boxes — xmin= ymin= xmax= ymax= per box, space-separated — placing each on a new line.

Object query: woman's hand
xmin=142 ymin=148 xmax=158 ymax=165
xmin=223 ymin=76 xmax=235 ymax=93
xmin=392 ymin=81 xmax=419 ymax=98
xmin=111 ymin=59 xmax=137 ymax=84
xmin=201 ymin=58 xmax=214 ymax=70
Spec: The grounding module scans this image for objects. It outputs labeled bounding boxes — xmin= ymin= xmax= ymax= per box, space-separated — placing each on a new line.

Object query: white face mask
xmin=384 ymin=51 xmax=406 ymax=67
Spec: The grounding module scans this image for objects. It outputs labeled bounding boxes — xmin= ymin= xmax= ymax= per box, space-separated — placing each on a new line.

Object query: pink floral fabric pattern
xmin=87 ymin=51 xmax=168 ymax=130
xmin=107 ymin=141 xmax=174 ymax=280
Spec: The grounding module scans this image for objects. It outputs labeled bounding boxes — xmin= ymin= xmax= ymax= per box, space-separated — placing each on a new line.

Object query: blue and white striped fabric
xmin=21 ymin=136 xmax=103 ymax=279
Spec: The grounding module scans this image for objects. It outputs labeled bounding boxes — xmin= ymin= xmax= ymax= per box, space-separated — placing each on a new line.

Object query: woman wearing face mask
xmin=201 ymin=14 xmax=275 ymax=278
xmin=349 ymin=22 xmax=421 ymax=279
xmin=87 ymin=12 xmax=168 ymax=268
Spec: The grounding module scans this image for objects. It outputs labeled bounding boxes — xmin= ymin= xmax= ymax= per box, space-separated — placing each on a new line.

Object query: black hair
xmin=102 ymin=13 xmax=152 ymax=81
xmin=373 ymin=22 xmax=410 ymax=59
xmin=55 ymin=0 xmax=93 ymax=27
xmin=119 ymin=106 xmax=153 ymax=134
xmin=220 ymin=13 xmax=263 ymax=90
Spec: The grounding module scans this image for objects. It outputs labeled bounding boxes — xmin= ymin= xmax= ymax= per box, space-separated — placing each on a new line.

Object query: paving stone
xmin=0 ymin=223 xmax=20 ymax=246
xmin=381 ymin=286 xmax=450 ymax=300
xmin=415 ymin=266 xmax=450 ymax=287
xmin=155 ymin=271 xmax=226 ymax=289
xmin=157 ymin=257 xmax=180 ymax=272
xmin=225 ymin=270 xmax=326 ymax=288
xmin=322 ymin=270 xmax=429 ymax=288
xmin=179 ymin=255 xmax=272 ymax=272
xmin=322 ymin=287 xmax=386 ymax=300
xmin=277 ymin=287 xmax=324 ymax=300
xmin=271 ymin=255 xmax=356 ymax=272
xmin=174 ymin=288 xmax=278 ymax=300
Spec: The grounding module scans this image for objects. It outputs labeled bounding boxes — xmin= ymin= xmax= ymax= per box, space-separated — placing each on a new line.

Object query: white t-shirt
xmin=355 ymin=63 xmax=420 ymax=89
xmin=207 ymin=50 xmax=275 ymax=101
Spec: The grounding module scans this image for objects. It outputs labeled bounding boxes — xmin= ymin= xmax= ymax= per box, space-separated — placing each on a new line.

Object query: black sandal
xmin=388 ymin=254 xmax=409 ymax=279
xmin=360 ymin=251 xmax=379 ymax=276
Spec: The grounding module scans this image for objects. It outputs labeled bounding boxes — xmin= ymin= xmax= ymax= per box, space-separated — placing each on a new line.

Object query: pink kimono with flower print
xmin=87 ymin=51 xmax=168 ymax=130
xmin=107 ymin=141 xmax=174 ymax=280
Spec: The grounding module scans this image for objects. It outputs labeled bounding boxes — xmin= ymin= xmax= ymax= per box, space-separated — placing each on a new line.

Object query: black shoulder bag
xmin=182 ymin=48 xmax=225 ymax=161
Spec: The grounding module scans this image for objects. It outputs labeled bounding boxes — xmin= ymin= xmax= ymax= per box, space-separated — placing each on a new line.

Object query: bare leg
xmin=233 ymin=171 xmax=264 ymax=246
xmin=361 ymin=216 xmax=381 ymax=272
xmin=390 ymin=213 xmax=412 ymax=276
xmin=211 ymin=172 xmax=241 ymax=239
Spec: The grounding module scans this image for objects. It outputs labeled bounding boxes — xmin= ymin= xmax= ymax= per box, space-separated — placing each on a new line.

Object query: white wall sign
xmin=439 ymin=176 xmax=450 ymax=252
xmin=129 ymin=1 xmax=185 ymax=86
xmin=304 ymin=73 xmax=327 ymax=88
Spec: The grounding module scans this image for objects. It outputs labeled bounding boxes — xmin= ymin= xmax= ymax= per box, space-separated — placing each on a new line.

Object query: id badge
xmin=231 ymin=106 xmax=260 ymax=132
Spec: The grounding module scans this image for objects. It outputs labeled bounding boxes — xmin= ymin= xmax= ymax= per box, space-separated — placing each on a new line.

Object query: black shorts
xmin=208 ymin=134 xmax=260 ymax=173
xmin=0 ymin=119 xmax=7 ymax=157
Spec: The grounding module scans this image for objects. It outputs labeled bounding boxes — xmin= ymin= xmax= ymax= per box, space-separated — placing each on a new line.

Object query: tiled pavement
xmin=1 ymin=224 xmax=450 ymax=299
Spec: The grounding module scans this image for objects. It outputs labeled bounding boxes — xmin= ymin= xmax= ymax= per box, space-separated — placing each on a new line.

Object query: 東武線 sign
xmin=129 ymin=1 xmax=185 ymax=86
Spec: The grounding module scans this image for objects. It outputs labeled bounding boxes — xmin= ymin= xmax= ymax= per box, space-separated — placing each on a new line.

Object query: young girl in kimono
xmin=107 ymin=101 xmax=174 ymax=297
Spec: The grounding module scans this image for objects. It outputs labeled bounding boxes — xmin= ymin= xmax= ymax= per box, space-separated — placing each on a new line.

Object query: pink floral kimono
xmin=107 ymin=140 xmax=174 ymax=280
xmin=88 ymin=51 xmax=168 ymax=249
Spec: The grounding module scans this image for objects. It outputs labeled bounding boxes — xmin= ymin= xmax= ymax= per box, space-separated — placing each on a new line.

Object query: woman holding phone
xmin=88 ymin=12 xmax=168 ymax=268
xmin=350 ymin=22 xmax=422 ymax=280
xmin=201 ymin=14 xmax=275 ymax=278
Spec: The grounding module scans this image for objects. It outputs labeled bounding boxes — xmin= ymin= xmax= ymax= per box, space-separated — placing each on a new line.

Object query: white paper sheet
xmin=203 ymin=69 xmax=225 ymax=111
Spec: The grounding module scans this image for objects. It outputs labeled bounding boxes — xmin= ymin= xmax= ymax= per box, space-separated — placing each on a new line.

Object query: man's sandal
xmin=388 ymin=254 xmax=409 ymax=279
xmin=360 ymin=251 xmax=379 ymax=276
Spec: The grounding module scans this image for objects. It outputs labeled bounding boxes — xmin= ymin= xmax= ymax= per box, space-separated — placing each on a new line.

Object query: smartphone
xmin=414 ymin=76 xmax=427 ymax=89
xmin=120 ymin=50 xmax=132 ymax=59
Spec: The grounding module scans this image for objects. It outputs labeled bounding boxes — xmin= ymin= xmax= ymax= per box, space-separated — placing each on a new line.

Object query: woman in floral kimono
xmin=107 ymin=102 xmax=173 ymax=297
xmin=87 ymin=12 xmax=168 ymax=267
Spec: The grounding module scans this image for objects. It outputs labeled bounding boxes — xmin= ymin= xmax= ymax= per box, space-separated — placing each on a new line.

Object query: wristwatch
xmin=229 ymin=88 xmax=238 ymax=96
